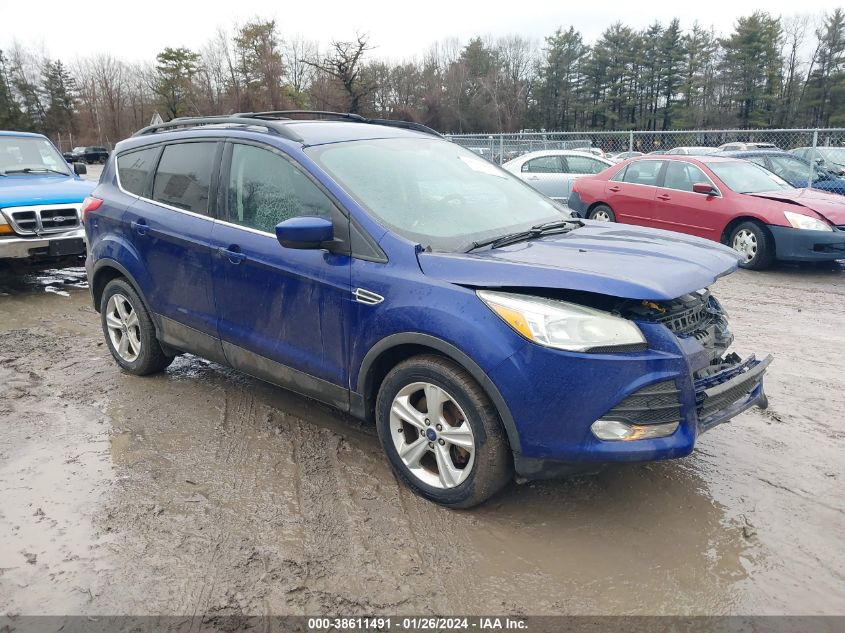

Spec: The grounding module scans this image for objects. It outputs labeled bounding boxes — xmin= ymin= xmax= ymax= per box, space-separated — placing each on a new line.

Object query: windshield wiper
xmin=464 ymin=219 xmax=581 ymax=253
xmin=4 ymin=167 xmax=69 ymax=176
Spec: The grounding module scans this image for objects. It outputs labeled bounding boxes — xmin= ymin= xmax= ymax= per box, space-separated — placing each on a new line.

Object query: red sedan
xmin=567 ymin=155 xmax=845 ymax=269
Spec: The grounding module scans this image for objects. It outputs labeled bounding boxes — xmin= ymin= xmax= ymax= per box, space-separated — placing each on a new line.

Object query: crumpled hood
xmin=418 ymin=222 xmax=741 ymax=300
xmin=0 ymin=175 xmax=94 ymax=208
xmin=749 ymin=188 xmax=845 ymax=225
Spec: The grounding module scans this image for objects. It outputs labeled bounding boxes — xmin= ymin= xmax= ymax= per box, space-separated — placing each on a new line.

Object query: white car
xmin=502 ymin=150 xmax=614 ymax=201
xmin=665 ymin=146 xmax=719 ymax=155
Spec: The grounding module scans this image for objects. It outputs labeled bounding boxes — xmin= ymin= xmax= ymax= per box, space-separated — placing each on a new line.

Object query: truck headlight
xmin=784 ymin=211 xmax=832 ymax=231
xmin=0 ymin=211 xmax=12 ymax=235
xmin=477 ymin=290 xmax=646 ymax=352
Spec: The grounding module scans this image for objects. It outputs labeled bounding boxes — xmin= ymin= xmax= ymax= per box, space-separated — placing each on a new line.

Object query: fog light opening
xmin=591 ymin=419 xmax=679 ymax=441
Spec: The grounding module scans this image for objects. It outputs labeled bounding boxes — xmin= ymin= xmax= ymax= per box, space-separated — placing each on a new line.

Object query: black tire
xmin=588 ymin=204 xmax=616 ymax=222
xmin=100 ymin=278 xmax=174 ymax=375
xmin=729 ymin=221 xmax=775 ymax=270
xmin=375 ymin=354 xmax=513 ymax=508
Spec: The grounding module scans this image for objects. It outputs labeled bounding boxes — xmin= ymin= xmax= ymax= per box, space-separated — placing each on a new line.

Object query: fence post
xmin=808 ymin=129 xmax=818 ymax=189
xmin=499 ymin=134 xmax=504 ymax=165
xmin=629 ymin=130 xmax=634 ymax=153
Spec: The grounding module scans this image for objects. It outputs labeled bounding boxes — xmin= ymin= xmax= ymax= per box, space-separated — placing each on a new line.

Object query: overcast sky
xmin=1 ymin=0 xmax=837 ymax=63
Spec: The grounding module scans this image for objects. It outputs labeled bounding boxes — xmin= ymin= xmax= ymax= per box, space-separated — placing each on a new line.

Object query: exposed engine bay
xmin=619 ymin=289 xmax=734 ymax=369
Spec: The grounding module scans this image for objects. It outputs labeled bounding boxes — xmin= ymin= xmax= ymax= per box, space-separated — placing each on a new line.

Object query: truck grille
xmin=602 ymin=380 xmax=682 ymax=426
xmin=2 ymin=204 xmax=82 ymax=235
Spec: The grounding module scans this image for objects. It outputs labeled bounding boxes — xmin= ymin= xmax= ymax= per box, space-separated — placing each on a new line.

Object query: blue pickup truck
xmin=0 ymin=131 xmax=94 ymax=265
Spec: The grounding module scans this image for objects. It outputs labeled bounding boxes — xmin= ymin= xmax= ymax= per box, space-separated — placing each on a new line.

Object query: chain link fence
xmin=447 ymin=128 xmax=845 ymax=203
xmin=448 ymin=129 xmax=845 ymax=164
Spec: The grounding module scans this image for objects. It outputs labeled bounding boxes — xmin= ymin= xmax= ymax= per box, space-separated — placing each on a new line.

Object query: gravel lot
xmin=0 ymin=171 xmax=843 ymax=618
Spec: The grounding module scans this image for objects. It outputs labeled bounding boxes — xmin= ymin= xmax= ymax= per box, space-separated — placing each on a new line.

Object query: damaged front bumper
xmin=499 ymin=292 xmax=772 ymax=480
xmin=695 ymin=353 xmax=772 ymax=431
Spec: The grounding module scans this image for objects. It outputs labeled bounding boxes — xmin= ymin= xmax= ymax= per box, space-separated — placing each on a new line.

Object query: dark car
xmin=568 ymin=155 xmax=845 ymax=269
xmin=83 ymin=112 xmax=770 ymax=508
xmin=63 ymin=146 xmax=110 ymax=164
xmin=722 ymin=150 xmax=845 ymax=196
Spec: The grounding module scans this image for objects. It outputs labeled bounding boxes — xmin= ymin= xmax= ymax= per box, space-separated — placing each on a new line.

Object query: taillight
xmin=571 ymin=182 xmax=579 ymax=194
xmin=81 ymin=196 xmax=103 ymax=223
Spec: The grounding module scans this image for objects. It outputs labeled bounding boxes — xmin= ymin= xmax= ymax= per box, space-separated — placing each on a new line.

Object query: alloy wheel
xmin=593 ymin=209 xmax=611 ymax=221
xmin=105 ymin=293 xmax=142 ymax=362
xmin=389 ymin=382 xmax=476 ymax=489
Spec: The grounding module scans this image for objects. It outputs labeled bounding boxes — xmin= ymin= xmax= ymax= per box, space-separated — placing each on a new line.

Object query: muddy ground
xmin=0 ymin=236 xmax=844 ymax=617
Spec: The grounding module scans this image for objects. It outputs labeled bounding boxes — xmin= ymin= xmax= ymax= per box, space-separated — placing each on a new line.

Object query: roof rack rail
xmin=132 ymin=115 xmax=303 ymax=141
xmin=238 ymin=110 xmax=366 ymax=122
xmin=132 ymin=111 xmax=442 ymax=141
xmin=235 ymin=110 xmax=443 ymax=138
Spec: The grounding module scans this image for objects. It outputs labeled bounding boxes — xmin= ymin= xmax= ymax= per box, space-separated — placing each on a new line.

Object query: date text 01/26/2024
xmin=308 ymin=617 xmax=528 ymax=630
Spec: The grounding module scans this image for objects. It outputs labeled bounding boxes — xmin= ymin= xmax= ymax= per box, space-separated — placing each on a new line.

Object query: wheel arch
xmin=587 ymin=200 xmax=612 ymax=215
xmin=355 ymin=333 xmax=521 ymax=454
xmin=720 ymin=215 xmax=775 ymax=248
xmin=91 ymin=259 xmax=154 ymax=320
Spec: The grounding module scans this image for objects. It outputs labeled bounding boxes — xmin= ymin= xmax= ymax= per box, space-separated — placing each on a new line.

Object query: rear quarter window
xmin=117 ymin=147 xmax=160 ymax=197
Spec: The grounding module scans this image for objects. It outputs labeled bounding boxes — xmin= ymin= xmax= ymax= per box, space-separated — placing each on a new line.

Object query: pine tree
xmin=0 ymin=50 xmax=26 ymax=130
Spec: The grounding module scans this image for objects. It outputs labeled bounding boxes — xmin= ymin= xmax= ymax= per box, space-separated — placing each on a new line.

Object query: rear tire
xmin=375 ymin=354 xmax=512 ymax=508
xmin=589 ymin=204 xmax=616 ymax=222
xmin=729 ymin=221 xmax=775 ymax=270
xmin=100 ymin=278 xmax=174 ymax=375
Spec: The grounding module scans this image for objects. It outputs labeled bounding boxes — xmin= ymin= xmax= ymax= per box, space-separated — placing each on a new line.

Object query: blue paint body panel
xmin=85 ymin=122 xmax=770 ymax=477
xmin=0 ymin=132 xmax=94 ymax=207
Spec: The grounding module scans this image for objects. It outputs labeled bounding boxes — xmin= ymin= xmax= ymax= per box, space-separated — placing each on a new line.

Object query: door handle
xmin=608 ymin=185 xmax=621 ymax=192
xmin=130 ymin=219 xmax=148 ymax=236
xmin=656 ymin=194 xmax=671 ymax=201
xmin=218 ymin=246 xmax=246 ymax=264
xmin=526 ymin=176 xmax=539 ymax=180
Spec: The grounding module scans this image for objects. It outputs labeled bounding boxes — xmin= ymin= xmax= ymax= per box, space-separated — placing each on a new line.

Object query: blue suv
xmin=1 ymin=131 xmax=93 ymax=264
xmin=84 ymin=112 xmax=771 ymax=507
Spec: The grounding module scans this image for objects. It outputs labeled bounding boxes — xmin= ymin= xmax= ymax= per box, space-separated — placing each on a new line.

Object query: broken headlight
xmin=477 ymin=290 xmax=646 ymax=352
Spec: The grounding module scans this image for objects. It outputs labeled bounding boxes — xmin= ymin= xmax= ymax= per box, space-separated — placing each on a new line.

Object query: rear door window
xmin=621 ymin=160 xmax=664 ymax=186
xmin=524 ymin=156 xmax=561 ymax=173
xmin=117 ymin=147 xmax=160 ymax=197
xmin=152 ymin=142 xmax=217 ymax=214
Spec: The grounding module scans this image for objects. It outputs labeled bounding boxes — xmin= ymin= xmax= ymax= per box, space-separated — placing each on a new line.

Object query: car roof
xmin=629 ymin=154 xmax=739 ymax=164
xmin=720 ymin=149 xmax=795 ymax=158
xmin=0 ymin=130 xmax=48 ymax=139
xmin=505 ymin=149 xmax=611 ymax=163
xmin=115 ymin=118 xmax=437 ymax=153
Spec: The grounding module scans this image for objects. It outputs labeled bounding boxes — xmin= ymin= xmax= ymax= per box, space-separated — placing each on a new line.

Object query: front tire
xmin=729 ymin=221 xmax=775 ymax=270
xmin=589 ymin=204 xmax=616 ymax=222
xmin=375 ymin=355 xmax=512 ymax=508
xmin=100 ymin=278 xmax=174 ymax=375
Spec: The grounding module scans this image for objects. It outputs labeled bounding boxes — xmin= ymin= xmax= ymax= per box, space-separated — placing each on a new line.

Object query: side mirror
xmin=692 ymin=182 xmax=717 ymax=195
xmin=521 ymin=163 xmax=530 ymax=173
xmin=73 ymin=162 xmax=87 ymax=175
xmin=275 ymin=216 xmax=333 ymax=249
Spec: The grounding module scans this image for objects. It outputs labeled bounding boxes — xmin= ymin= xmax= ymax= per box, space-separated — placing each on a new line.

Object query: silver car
xmin=502 ymin=150 xmax=613 ymax=201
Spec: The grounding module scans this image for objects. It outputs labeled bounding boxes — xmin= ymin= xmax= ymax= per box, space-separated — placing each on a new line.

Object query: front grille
xmin=602 ymin=379 xmax=681 ymax=426
xmin=3 ymin=204 xmax=81 ymax=235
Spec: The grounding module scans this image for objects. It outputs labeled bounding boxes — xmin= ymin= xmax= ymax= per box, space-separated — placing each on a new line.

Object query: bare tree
xmin=306 ymin=33 xmax=374 ymax=113
xmin=284 ymin=36 xmax=318 ymax=99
